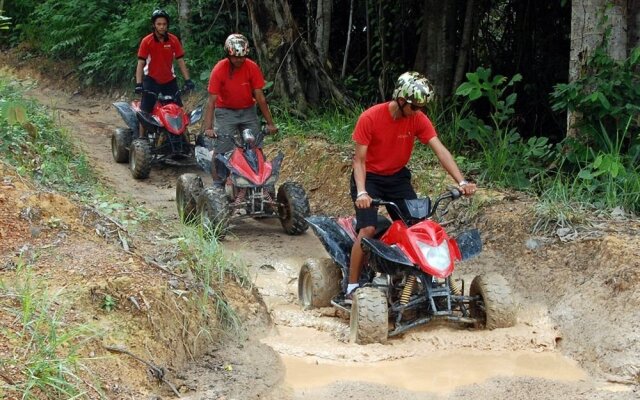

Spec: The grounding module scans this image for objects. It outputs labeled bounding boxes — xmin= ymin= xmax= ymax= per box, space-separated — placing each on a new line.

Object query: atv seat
xmin=351 ymin=214 xmax=392 ymax=239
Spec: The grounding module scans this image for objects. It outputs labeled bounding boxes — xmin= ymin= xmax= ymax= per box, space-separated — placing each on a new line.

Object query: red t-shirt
xmin=137 ymin=33 xmax=185 ymax=84
xmin=352 ymin=102 xmax=437 ymax=175
xmin=207 ymin=58 xmax=266 ymax=109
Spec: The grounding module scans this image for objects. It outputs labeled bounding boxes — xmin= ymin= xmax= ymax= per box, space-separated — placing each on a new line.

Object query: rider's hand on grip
xmin=265 ymin=124 xmax=279 ymax=135
xmin=183 ymin=79 xmax=195 ymax=92
xmin=134 ymin=83 xmax=143 ymax=95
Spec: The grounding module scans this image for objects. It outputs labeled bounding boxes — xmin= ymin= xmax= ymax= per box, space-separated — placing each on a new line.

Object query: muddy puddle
xmin=282 ymin=351 xmax=586 ymax=394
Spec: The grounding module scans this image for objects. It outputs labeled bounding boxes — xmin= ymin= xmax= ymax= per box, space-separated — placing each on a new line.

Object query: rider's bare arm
xmin=176 ymin=58 xmax=190 ymax=81
xmin=353 ymin=143 xmax=371 ymax=208
xmin=254 ymin=89 xmax=278 ymax=135
xmin=135 ymin=59 xmax=145 ymax=85
xmin=427 ymin=137 xmax=477 ymax=195
xmin=203 ymin=94 xmax=217 ymax=137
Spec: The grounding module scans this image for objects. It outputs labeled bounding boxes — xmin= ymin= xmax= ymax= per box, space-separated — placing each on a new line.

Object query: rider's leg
xmin=348 ymin=225 xmax=376 ymax=289
xmin=211 ymin=108 xmax=239 ymax=186
xmin=139 ymin=76 xmax=159 ymax=138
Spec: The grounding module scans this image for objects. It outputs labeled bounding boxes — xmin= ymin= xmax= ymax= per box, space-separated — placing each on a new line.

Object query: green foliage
xmin=175 ymin=225 xmax=248 ymax=337
xmin=551 ymin=46 xmax=640 ymax=155
xmin=270 ymin=101 xmax=363 ymax=144
xmin=455 ymin=67 xmax=554 ymax=188
xmin=23 ymin=0 xmax=122 ymax=59
xmin=0 ymin=76 xmax=95 ymax=193
xmin=1 ymin=264 xmax=99 ymax=399
xmin=100 ymin=295 xmax=117 ymax=312
xmin=80 ymin=2 xmax=165 ymax=86
xmin=550 ymin=46 xmax=640 ymax=213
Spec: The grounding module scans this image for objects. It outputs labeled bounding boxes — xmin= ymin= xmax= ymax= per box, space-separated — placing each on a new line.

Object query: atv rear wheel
xmin=129 ymin=138 xmax=152 ymax=179
xmin=350 ymin=287 xmax=388 ymax=345
xmin=176 ymin=173 xmax=204 ymax=224
xmin=469 ymin=273 xmax=517 ymax=329
xmin=277 ymin=182 xmax=310 ymax=235
xmin=197 ymin=187 xmax=230 ymax=239
xmin=112 ymin=128 xmax=132 ymax=163
xmin=298 ymin=258 xmax=342 ymax=309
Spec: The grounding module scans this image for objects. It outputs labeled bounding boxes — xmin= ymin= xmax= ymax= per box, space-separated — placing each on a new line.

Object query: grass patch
xmin=0 ymin=263 xmax=102 ymax=399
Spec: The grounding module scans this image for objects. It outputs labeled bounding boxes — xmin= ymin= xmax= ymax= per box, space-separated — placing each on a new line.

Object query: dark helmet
xmin=151 ymin=9 xmax=170 ymax=25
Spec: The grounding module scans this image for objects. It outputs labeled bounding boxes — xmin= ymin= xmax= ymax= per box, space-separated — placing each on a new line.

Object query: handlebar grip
xmin=450 ymin=188 xmax=462 ymax=199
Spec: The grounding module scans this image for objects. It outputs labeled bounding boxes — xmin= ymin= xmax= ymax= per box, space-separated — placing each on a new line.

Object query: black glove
xmin=184 ymin=79 xmax=195 ymax=91
xmin=134 ymin=83 xmax=143 ymax=94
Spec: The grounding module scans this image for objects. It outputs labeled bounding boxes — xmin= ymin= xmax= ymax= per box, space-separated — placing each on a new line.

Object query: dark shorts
xmin=141 ymin=76 xmax=182 ymax=113
xmin=207 ymin=106 xmax=261 ymax=153
xmin=350 ymin=167 xmax=417 ymax=231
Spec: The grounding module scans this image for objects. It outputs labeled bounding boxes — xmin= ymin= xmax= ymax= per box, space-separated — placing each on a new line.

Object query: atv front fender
xmin=306 ymin=215 xmax=354 ymax=271
xmin=113 ymin=102 xmax=139 ymax=136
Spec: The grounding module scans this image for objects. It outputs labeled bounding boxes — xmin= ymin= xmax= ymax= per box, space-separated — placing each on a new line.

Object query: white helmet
xmin=224 ymin=34 xmax=250 ymax=57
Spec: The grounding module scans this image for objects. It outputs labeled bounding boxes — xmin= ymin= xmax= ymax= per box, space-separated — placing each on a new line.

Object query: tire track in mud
xmin=24 ymin=84 xmax=636 ymax=400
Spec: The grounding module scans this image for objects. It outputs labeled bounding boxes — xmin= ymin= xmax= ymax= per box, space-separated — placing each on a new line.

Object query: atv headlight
xmin=232 ymin=175 xmax=253 ymax=187
xmin=417 ymin=241 xmax=451 ymax=272
xmin=265 ymin=174 xmax=278 ymax=186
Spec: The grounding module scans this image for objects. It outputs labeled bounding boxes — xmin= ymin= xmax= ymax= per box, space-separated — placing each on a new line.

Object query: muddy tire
xmin=176 ymin=173 xmax=203 ymax=224
xmin=129 ymin=138 xmax=152 ymax=179
xmin=112 ymin=128 xmax=131 ymax=163
xmin=197 ymin=187 xmax=230 ymax=239
xmin=298 ymin=258 xmax=342 ymax=309
xmin=350 ymin=287 xmax=388 ymax=345
xmin=277 ymin=182 xmax=310 ymax=235
xmin=470 ymin=273 xmax=517 ymax=329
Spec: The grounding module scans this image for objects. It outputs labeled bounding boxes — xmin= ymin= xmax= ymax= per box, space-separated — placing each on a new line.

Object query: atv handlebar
xmin=371 ymin=188 xmax=462 ymax=223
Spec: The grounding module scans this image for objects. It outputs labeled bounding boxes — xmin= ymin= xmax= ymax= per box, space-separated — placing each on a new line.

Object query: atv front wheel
xmin=298 ymin=258 xmax=342 ymax=309
xmin=197 ymin=187 xmax=230 ymax=239
xmin=129 ymin=138 xmax=152 ymax=179
xmin=277 ymin=182 xmax=310 ymax=235
xmin=350 ymin=287 xmax=388 ymax=345
xmin=469 ymin=273 xmax=517 ymax=329
xmin=112 ymin=128 xmax=132 ymax=163
xmin=176 ymin=173 xmax=204 ymax=224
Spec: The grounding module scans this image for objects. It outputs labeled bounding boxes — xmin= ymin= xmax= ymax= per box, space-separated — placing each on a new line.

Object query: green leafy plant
xmin=1 ymin=264 xmax=99 ymax=399
xmin=100 ymin=295 xmax=117 ymax=312
xmin=455 ymin=67 xmax=554 ymax=188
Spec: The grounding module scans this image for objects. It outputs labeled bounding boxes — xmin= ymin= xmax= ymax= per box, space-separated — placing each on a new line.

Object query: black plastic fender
xmin=306 ymin=216 xmax=354 ymax=271
xmin=113 ymin=102 xmax=139 ymax=136
xmin=361 ymin=238 xmax=414 ymax=267
xmin=454 ymin=229 xmax=482 ymax=261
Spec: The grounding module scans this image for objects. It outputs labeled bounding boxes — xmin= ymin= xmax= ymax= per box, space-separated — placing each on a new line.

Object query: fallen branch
xmin=104 ymin=345 xmax=181 ymax=398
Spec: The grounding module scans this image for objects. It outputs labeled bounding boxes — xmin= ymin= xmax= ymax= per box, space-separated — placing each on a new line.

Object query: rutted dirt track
xmin=6 ymin=64 xmax=640 ymax=399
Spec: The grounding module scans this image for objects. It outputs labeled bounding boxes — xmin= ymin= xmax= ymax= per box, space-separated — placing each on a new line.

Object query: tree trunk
xmin=178 ymin=0 xmax=191 ymax=41
xmin=413 ymin=0 xmax=457 ymax=99
xmin=568 ymin=0 xmax=628 ymax=136
xmin=341 ymin=0 xmax=355 ymax=78
xmin=631 ymin=0 xmax=640 ymax=49
xmin=314 ymin=0 xmax=332 ymax=67
xmin=607 ymin=0 xmax=628 ymax=60
xmin=246 ymin=0 xmax=351 ymax=114
xmin=452 ymin=0 xmax=475 ymax=93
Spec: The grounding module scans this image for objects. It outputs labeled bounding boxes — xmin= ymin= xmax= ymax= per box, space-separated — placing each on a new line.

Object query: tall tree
xmin=413 ymin=0 xmax=457 ymax=99
xmin=178 ymin=0 xmax=191 ymax=41
xmin=569 ymin=0 xmax=629 ymax=136
xmin=314 ymin=0 xmax=332 ymax=67
xmin=246 ymin=0 xmax=350 ymax=113
xmin=629 ymin=0 xmax=640 ymax=48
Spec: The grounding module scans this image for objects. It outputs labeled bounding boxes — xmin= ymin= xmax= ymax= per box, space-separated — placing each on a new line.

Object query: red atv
xmin=298 ymin=190 xmax=517 ymax=344
xmin=176 ymin=128 xmax=310 ymax=238
xmin=111 ymin=90 xmax=203 ymax=179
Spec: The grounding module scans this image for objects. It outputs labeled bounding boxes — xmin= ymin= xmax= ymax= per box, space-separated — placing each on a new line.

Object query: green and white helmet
xmin=392 ymin=71 xmax=434 ymax=107
xmin=224 ymin=33 xmax=250 ymax=57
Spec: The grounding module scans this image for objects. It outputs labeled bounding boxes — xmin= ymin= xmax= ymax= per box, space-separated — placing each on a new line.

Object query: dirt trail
xmin=11 ymin=69 xmax=639 ymax=399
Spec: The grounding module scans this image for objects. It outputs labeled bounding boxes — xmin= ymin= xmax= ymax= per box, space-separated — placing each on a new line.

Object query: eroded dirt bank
xmin=1 ymin=59 xmax=638 ymax=399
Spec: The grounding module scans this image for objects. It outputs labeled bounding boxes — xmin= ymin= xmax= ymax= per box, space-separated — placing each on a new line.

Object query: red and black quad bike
xmin=298 ymin=189 xmax=517 ymax=344
xmin=175 ymin=128 xmax=310 ymax=238
xmin=111 ymin=89 xmax=203 ymax=179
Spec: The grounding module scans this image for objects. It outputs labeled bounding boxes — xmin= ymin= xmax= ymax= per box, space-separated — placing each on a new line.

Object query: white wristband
xmin=458 ymin=180 xmax=469 ymax=186
xmin=356 ymin=191 xmax=368 ymax=198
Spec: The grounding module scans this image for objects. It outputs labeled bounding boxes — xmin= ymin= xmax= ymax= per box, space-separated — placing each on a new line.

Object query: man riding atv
xmin=339 ymin=71 xmax=478 ymax=307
